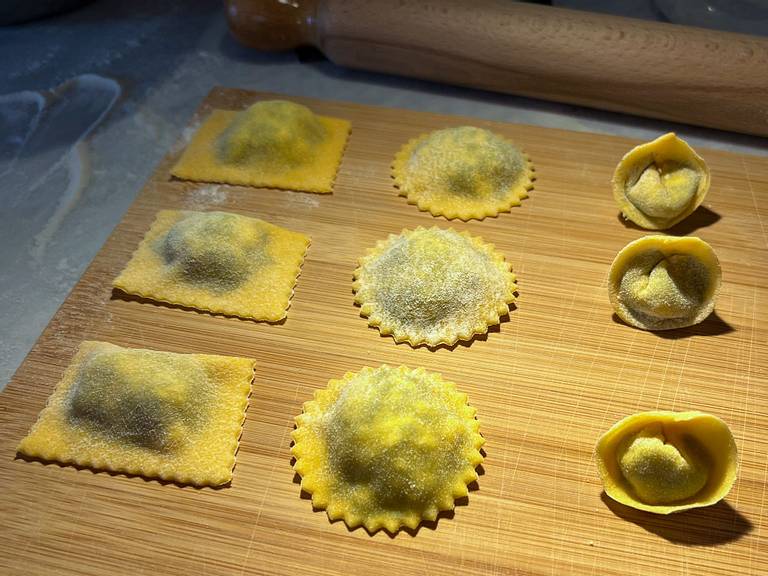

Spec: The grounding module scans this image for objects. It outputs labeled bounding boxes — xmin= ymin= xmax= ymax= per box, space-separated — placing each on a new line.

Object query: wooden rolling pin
xmin=226 ymin=0 xmax=768 ymax=137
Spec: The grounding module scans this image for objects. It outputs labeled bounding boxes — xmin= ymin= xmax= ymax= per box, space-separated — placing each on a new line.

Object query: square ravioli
xmin=171 ymin=100 xmax=351 ymax=193
xmin=17 ymin=341 xmax=256 ymax=486
xmin=113 ymin=210 xmax=310 ymax=321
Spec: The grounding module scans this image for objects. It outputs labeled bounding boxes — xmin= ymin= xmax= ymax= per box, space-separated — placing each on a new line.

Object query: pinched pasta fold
xmin=613 ymin=133 xmax=710 ymax=230
xmin=608 ymin=235 xmax=721 ymax=331
xmin=596 ymin=411 xmax=737 ymax=514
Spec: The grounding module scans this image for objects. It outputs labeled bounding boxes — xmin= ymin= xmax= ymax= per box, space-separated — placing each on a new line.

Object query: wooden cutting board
xmin=1 ymin=89 xmax=767 ymax=576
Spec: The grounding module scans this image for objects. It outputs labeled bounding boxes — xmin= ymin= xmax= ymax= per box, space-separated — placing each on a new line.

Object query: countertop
xmin=1 ymin=0 xmax=766 ymax=390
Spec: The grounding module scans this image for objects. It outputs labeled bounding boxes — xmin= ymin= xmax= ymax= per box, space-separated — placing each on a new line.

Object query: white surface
xmin=0 ymin=0 xmax=766 ymax=389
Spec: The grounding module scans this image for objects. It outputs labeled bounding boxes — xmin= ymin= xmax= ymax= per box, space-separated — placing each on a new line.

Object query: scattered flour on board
xmin=183 ymin=185 xmax=228 ymax=209
xmin=182 ymin=185 xmax=321 ymax=211
xmin=167 ymin=121 xmax=202 ymax=155
xmin=182 ymin=125 xmax=198 ymax=143
xmin=285 ymin=194 xmax=320 ymax=208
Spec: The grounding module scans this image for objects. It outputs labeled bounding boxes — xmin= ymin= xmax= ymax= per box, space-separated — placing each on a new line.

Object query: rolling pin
xmin=225 ymin=0 xmax=768 ymax=137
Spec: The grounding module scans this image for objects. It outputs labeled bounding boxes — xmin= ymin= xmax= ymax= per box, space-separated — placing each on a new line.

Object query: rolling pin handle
xmin=226 ymin=0 xmax=768 ymax=136
xmin=226 ymin=0 xmax=319 ymax=51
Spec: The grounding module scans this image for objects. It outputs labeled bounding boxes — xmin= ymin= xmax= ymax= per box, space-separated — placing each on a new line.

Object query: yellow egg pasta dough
xmin=353 ymin=227 xmax=517 ymax=347
xmin=608 ymin=235 xmax=721 ymax=331
xmin=393 ymin=126 xmax=534 ymax=220
xmin=17 ymin=341 xmax=256 ymax=486
xmin=171 ymin=100 xmax=350 ymax=193
xmin=113 ymin=210 xmax=310 ymax=321
xmin=292 ymin=365 xmax=484 ymax=533
xmin=596 ymin=411 xmax=737 ymax=514
xmin=613 ymin=133 xmax=710 ymax=230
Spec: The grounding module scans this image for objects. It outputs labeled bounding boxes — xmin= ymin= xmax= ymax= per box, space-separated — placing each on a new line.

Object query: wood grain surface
xmin=1 ymin=89 xmax=767 ymax=576
xmin=227 ymin=0 xmax=768 ymax=136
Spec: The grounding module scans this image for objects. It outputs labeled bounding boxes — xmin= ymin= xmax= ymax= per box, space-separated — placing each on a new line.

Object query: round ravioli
xmin=353 ymin=227 xmax=517 ymax=347
xmin=596 ymin=411 xmax=737 ymax=514
xmin=393 ymin=126 xmax=534 ymax=220
xmin=292 ymin=365 xmax=484 ymax=533
xmin=613 ymin=133 xmax=710 ymax=230
xmin=608 ymin=235 xmax=721 ymax=331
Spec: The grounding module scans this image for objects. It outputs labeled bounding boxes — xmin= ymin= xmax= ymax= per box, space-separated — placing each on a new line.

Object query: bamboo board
xmin=1 ymin=89 xmax=767 ymax=576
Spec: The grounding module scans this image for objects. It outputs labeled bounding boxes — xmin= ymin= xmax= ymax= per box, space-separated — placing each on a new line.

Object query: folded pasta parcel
xmin=608 ymin=235 xmax=721 ymax=331
xmin=17 ymin=341 xmax=256 ymax=486
xmin=171 ymin=100 xmax=350 ymax=193
xmin=596 ymin=411 xmax=737 ymax=514
xmin=613 ymin=133 xmax=710 ymax=230
xmin=292 ymin=365 xmax=484 ymax=533
xmin=114 ymin=210 xmax=310 ymax=321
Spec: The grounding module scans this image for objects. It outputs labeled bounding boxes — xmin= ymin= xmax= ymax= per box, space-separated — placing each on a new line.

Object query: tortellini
xmin=292 ymin=365 xmax=484 ymax=533
xmin=393 ymin=126 xmax=534 ymax=220
xmin=613 ymin=133 xmax=710 ymax=230
xmin=596 ymin=411 xmax=738 ymax=514
xmin=113 ymin=210 xmax=310 ymax=321
xmin=17 ymin=341 xmax=256 ymax=486
xmin=171 ymin=99 xmax=351 ymax=193
xmin=608 ymin=235 xmax=721 ymax=331
xmin=353 ymin=227 xmax=517 ymax=347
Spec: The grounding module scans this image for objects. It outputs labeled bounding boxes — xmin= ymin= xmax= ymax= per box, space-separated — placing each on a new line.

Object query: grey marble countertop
xmin=1 ymin=0 xmax=766 ymax=390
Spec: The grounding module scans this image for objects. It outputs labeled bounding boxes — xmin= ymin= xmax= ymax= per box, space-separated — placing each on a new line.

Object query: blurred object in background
xmin=0 ymin=0 xmax=95 ymax=25
xmin=225 ymin=0 xmax=768 ymax=136
xmin=555 ymin=0 xmax=768 ymax=36
xmin=654 ymin=0 xmax=768 ymax=36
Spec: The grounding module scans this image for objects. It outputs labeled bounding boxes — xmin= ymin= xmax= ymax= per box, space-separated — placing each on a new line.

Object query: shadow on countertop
xmin=610 ymin=312 xmax=734 ymax=339
xmin=601 ymin=492 xmax=752 ymax=545
xmin=617 ymin=205 xmax=722 ymax=236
